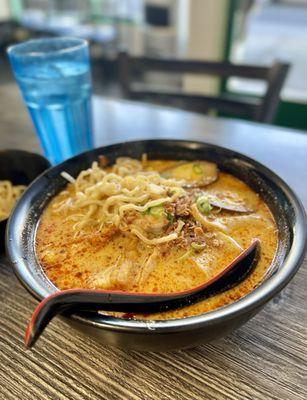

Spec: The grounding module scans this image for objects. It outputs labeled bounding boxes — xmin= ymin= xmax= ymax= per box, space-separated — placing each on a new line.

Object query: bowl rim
xmin=0 ymin=148 xmax=51 ymax=162
xmin=6 ymin=139 xmax=307 ymax=334
xmin=0 ymin=149 xmax=51 ymax=224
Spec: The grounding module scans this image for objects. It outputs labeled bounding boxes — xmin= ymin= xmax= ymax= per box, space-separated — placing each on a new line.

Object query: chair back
xmin=118 ymin=52 xmax=290 ymax=123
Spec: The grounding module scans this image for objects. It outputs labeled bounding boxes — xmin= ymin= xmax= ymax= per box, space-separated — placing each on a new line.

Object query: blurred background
xmin=0 ymin=0 xmax=307 ymax=130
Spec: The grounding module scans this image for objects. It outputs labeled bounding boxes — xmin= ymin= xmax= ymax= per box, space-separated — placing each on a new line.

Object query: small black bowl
xmin=0 ymin=150 xmax=51 ymax=253
xmin=6 ymin=140 xmax=307 ymax=351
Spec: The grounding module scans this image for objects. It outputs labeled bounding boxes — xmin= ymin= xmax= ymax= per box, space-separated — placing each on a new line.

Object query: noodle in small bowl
xmin=0 ymin=150 xmax=50 ymax=252
xmin=6 ymin=140 xmax=306 ymax=351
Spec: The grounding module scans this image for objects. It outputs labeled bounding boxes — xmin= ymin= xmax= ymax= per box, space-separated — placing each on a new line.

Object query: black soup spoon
xmin=25 ymin=239 xmax=260 ymax=348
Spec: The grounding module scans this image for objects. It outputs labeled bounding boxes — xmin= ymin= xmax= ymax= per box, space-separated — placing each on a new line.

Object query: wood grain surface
xmin=0 ymin=84 xmax=306 ymax=400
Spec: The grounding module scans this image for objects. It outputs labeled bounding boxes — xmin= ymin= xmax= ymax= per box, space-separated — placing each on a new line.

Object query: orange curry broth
xmin=36 ymin=160 xmax=277 ymax=320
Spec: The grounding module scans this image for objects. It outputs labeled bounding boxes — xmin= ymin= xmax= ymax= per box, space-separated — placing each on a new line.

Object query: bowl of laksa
xmin=7 ymin=140 xmax=306 ymax=351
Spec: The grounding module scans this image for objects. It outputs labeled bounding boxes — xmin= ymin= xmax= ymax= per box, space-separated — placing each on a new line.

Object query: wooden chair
xmin=118 ymin=51 xmax=290 ymax=123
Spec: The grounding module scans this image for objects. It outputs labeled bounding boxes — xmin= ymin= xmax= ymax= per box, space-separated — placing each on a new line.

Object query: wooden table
xmin=0 ymin=84 xmax=306 ymax=400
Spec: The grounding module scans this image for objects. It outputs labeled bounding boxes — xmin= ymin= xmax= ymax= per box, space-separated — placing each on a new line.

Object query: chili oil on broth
xmin=36 ymin=158 xmax=278 ymax=320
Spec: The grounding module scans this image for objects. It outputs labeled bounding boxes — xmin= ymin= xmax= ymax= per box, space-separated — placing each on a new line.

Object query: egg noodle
xmin=54 ymin=157 xmax=186 ymax=244
xmin=0 ymin=180 xmax=26 ymax=221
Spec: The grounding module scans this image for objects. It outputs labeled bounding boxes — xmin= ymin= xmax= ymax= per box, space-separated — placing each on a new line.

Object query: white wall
xmin=183 ymin=0 xmax=228 ymax=95
xmin=0 ymin=0 xmax=10 ymax=21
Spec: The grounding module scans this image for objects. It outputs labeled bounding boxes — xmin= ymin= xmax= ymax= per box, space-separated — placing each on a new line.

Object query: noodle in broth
xmin=36 ymin=156 xmax=278 ymax=320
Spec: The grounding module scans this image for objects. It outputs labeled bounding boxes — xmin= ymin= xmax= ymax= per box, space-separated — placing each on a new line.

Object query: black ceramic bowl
xmin=0 ymin=150 xmax=50 ymax=253
xmin=6 ymin=140 xmax=306 ymax=351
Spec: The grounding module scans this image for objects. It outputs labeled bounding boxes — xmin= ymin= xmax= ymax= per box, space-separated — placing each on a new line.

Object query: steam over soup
xmin=36 ymin=156 xmax=278 ymax=320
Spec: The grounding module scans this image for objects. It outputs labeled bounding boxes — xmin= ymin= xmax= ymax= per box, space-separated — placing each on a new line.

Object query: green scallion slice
xmin=191 ymin=242 xmax=206 ymax=251
xmin=196 ymin=196 xmax=213 ymax=215
xmin=192 ymin=163 xmax=204 ymax=175
xmin=148 ymin=205 xmax=165 ymax=218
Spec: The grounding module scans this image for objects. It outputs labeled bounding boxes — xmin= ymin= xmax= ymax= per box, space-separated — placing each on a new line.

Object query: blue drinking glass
xmin=7 ymin=37 xmax=93 ymax=165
